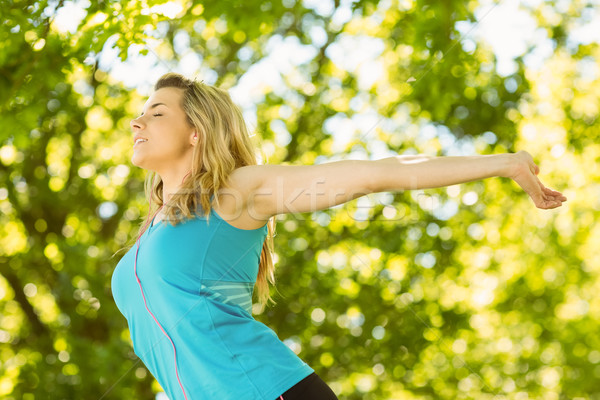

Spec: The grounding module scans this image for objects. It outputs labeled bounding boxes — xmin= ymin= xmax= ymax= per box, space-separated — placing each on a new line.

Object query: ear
xmin=191 ymin=131 xmax=198 ymax=145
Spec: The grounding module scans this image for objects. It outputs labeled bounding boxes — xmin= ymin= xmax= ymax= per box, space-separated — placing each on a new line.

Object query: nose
xmin=130 ymin=116 xmax=144 ymax=131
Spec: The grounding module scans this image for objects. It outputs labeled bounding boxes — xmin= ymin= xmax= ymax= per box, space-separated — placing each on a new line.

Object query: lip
xmin=133 ymin=135 xmax=148 ymax=146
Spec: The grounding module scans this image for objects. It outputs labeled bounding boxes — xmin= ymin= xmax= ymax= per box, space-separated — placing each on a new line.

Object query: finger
xmin=542 ymin=188 xmax=559 ymax=197
xmin=540 ymin=200 xmax=559 ymax=209
xmin=537 ymin=178 xmax=550 ymax=194
xmin=545 ymin=192 xmax=563 ymax=201
xmin=550 ymin=199 xmax=563 ymax=208
xmin=530 ymin=164 xmax=538 ymax=175
xmin=543 ymin=186 xmax=562 ymax=194
xmin=543 ymin=187 xmax=567 ymax=200
xmin=552 ymin=194 xmax=566 ymax=201
xmin=528 ymin=179 xmax=550 ymax=205
xmin=539 ymin=192 xmax=563 ymax=206
xmin=540 ymin=183 xmax=561 ymax=195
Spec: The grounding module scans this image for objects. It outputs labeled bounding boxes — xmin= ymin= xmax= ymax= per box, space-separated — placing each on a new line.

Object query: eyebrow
xmin=140 ymin=102 xmax=168 ymax=115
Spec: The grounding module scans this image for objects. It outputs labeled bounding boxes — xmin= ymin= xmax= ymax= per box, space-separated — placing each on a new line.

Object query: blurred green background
xmin=0 ymin=0 xmax=598 ymax=399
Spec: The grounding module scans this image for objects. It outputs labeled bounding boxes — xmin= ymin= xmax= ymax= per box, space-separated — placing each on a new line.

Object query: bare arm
xmin=244 ymin=160 xmax=373 ymax=220
xmin=367 ymin=153 xmax=513 ymax=192
xmin=238 ymin=151 xmax=567 ymax=221
xmin=365 ymin=151 xmax=566 ymax=209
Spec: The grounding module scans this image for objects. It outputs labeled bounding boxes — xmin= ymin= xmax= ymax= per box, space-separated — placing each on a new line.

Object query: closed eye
xmin=153 ymin=113 xmax=162 ymax=117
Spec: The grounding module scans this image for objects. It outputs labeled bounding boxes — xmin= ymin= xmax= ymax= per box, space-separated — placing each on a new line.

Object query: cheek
xmin=152 ymin=120 xmax=192 ymax=149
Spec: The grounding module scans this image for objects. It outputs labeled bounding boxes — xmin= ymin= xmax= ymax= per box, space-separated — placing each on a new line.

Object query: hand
xmin=507 ymin=150 xmax=567 ymax=210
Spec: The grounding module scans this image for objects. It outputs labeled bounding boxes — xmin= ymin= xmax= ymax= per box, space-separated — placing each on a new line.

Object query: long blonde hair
xmin=120 ymin=73 xmax=277 ymax=306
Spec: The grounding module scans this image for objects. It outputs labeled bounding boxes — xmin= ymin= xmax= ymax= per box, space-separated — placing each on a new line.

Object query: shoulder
xmin=211 ymin=165 xmax=271 ymax=229
xmin=225 ymin=164 xmax=288 ymax=189
xmin=224 ymin=165 xmax=264 ymax=193
xmin=213 ymin=165 xmax=264 ymax=211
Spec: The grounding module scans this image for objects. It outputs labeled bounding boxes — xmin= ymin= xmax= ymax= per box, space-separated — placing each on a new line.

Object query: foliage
xmin=0 ymin=0 xmax=597 ymax=399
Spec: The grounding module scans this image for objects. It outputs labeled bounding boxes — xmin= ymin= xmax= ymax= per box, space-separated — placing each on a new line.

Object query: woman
xmin=111 ymin=73 xmax=566 ymax=400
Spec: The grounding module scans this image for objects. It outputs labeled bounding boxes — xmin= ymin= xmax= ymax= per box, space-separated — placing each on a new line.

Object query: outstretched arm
xmin=368 ymin=150 xmax=567 ymax=209
xmin=367 ymin=152 xmax=512 ymax=191
xmin=239 ymin=151 xmax=567 ymax=220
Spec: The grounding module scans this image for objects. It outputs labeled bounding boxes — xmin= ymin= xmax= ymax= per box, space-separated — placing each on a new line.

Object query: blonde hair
xmin=120 ymin=73 xmax=277 ymax=306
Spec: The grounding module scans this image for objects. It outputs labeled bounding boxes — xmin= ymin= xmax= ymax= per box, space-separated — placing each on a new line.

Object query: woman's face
xmin=130 ymin=87 xmax=196 ymax=171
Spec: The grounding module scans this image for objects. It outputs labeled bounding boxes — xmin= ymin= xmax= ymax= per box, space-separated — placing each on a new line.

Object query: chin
xmin=131 ymin=154 xmax=147 ymax=169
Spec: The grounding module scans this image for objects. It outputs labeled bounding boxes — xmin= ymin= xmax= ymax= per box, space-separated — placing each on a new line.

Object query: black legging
xmin=276 ymin=372 xmax=338 ymax=400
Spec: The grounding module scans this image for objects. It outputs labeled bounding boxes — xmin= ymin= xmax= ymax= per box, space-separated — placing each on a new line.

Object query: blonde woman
xmin=111 ymin=73 xmax=566 ymax=400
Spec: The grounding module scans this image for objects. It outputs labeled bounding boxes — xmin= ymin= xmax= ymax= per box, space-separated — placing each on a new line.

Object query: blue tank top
xmin=111 ymin=204 xmax=313 ymax=399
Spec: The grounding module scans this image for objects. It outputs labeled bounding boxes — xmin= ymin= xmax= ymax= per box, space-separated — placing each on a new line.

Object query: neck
xmin=159 ymin=168 xmax=192 ymax=205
